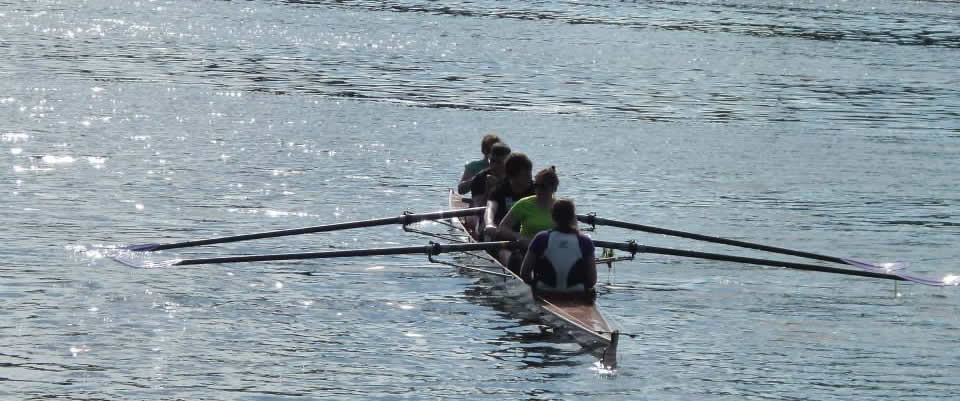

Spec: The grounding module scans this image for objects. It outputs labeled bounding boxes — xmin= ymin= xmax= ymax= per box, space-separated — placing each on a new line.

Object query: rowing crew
xmin=457 ymin=135 xmax=597 ymax=299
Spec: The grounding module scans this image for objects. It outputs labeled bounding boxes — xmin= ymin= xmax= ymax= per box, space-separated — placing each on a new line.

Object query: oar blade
xmin=842 ymin=259 xmax=959 ymax=287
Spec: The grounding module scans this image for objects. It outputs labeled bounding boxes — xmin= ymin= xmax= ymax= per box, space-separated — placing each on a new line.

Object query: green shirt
xmin=509 ymin=196 xmax=555 ymax=238
xmin=464 ymin=159 xmax=488 ymax=177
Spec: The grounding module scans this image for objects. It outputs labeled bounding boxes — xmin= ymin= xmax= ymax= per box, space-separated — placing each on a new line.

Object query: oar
xmin=583 ymin=216 xmax=958 ymax=286
xmin=592 ymin=240 xmax=910 ymax=282
xmin=581 ymin=214 xmax=859 ymax=266
xmin=126 ymin=207 xmax=486 ymax=252
xmin=116 ymin=241 xmax=512 ymax=268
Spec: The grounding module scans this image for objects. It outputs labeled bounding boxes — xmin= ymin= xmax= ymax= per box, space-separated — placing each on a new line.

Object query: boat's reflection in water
xmin=455 ymin=269 xmax=615 ymax=372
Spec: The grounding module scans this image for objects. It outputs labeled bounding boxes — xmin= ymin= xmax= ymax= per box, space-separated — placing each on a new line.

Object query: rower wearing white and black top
xmin=520 ymin=199 xmax=597 ymax=296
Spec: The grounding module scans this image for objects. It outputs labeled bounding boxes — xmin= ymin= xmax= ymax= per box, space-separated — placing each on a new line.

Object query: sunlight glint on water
xmin=1 ymin=0 xmax=959 ymax=400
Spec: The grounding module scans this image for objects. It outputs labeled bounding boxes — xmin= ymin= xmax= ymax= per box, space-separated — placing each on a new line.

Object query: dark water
xmin=2 ymin=0 xmax=959 ymax=400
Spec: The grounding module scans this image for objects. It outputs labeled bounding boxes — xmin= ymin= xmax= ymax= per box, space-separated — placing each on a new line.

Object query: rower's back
xmin=521 ymin=199 xmax=598 ymax=300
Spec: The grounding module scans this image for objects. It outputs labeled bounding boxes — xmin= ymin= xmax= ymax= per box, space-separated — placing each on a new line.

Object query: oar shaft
xmin=592 ymin=240 xmax=905 ymax=281
xmin=173 ymin=241 xmax=511 ymax=266
xmin=580 ymin=215 xmax=847 ymax=265
xmin=142 ymin=207 xmax=485 ymax=251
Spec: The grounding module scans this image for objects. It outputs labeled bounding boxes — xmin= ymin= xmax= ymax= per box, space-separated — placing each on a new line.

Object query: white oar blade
xmin=842 ymin=259 xmax=959 ymax=286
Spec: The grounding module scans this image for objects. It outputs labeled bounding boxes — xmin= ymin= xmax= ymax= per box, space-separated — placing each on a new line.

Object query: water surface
xmin=2 ymin=0 xmax=959 ymax=400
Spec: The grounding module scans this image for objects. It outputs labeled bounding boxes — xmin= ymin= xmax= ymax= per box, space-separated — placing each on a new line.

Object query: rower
xmin=457 ymin=133 xmax=501 ymax=195
xmin=482 ymin=152 xmax=534 ymax=241
xmin=469 ymin=142 xmax=511 ymax=211
xmin=520 ymin=198 xmax=597 ymax=300
xmin=496 ymin=166 xmax=558 ymax=271
xmin=458 ymin=134 xmax=501 ymax=233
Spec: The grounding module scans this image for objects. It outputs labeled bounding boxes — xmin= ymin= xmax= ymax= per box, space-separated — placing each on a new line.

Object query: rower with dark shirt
xmin=469 ymin=142 xmax=511 ymax=211
xmin=483 ymin=152 xmax=534 ymax=240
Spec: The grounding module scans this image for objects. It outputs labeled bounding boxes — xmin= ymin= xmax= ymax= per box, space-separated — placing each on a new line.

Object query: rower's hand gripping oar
xmin=125 ymin=207 xmax=486 ymax=252
xmin=579 ymin=214 xmax=959 ymax=286
xmin=114 ymin=241 xmax=512 ymax=268
xmin=592 ymin=240 xmax=958 ymax=286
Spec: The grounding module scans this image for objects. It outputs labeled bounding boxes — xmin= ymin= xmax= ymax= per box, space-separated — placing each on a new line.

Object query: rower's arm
xmin=520 ymin=245 xmax=535 ymax=284
xmin=497 ymin=209 xmax=521 ymax=242
xmin=585 ymin=255 xmax=597 ymax=289
xmin=584 ymin=240 xmax=597 ymax=289
xmin=483 ymin=200 xmax=499 ymax=239
xmin=484 ymin=200 xmax=499 ymax=229
xmin=457 ymin=168 xmax=474 ymax=195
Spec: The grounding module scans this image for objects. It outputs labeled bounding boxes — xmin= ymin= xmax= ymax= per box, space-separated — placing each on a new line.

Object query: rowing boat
xmin=447 ymin=189 xmax=619 ymax=369
xmin=113 ymin=182 xmax=955 ymax=375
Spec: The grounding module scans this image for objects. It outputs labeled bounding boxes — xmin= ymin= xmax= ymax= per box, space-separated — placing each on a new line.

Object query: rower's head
xmin=534 ymin=166 xmax=559 ymax=197
xmin=488 ymin=142 xmax=511 ymax=173
xmin=481 ymin=134 xmax=501 ymax=158
xmin=552 ymin=198 xmax=578 ymax=233
xmin=504 ymin=152 xmax=533 ymax=189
